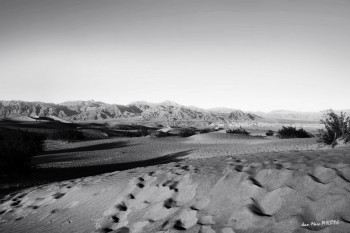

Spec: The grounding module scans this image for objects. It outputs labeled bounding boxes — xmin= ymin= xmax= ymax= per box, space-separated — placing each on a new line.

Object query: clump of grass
xmin=0 ymin=128 xmax=44 ymax=174
xmin=266 ymin=130 xmax=275 ymax=136
xmin=226 ymin=127 xmax=250 ymax=135
xmin=318 ymin=110 xmax=350 ymax=147
xmin=276 ymin=126 xmax=312 ymax=139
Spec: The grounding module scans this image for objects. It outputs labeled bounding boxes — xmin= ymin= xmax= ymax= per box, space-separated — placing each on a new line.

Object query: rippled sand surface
xmin=1 ymin=132 xmax=349 ymax=233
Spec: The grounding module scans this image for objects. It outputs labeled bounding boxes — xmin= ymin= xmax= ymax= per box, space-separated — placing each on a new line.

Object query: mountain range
xmin=0 ymin=100 xmax=348 ymax=123
xmin=0 ymin=100 xmax=259 ymax=123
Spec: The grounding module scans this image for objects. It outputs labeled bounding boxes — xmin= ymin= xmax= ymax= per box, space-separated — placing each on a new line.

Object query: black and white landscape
xmin=1 ymin=1 xmax=350 ymax=233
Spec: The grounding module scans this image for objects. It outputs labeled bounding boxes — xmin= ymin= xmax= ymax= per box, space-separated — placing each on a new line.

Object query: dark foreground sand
xmin=1 ymin=132 xmax=349 ymax=233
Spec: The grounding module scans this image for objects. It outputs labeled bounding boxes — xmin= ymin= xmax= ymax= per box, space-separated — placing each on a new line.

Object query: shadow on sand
xmin=0 ymin=149 xmax=193 ymax=196
xmin=38 ymin=141 xmax=132 ymax=156
xmin=37 ymin=149 xmax=193 ymax=178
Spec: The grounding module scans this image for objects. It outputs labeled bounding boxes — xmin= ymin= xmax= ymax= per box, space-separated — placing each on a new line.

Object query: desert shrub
xmin=199 ymin=128 xmax=211 ymax=134
xmin=137 ymin=127 xmax=151 ymax=136
xmin=266 ymin=130 xmax=275 ymax=136
xmin=179 ymin=129 xmax=196 ymax=137
xmin=226 ymin=127 xmax=250 ymax=135
xmin=318 ymin=110 xmax=350 ymax=147
xmin=276 ymin=126 xmax=312 ymax=139
xmin=0 ymin=128 xmax=44 ymax=173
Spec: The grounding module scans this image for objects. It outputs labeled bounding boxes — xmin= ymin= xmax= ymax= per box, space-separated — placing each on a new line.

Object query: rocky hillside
xmin=252 ymin=110 xmax=322 ymax=122
xmin=252 ymin=109 xmax=350 ymax=122
xmin=0 ymin=100 xmax=260 ymax=123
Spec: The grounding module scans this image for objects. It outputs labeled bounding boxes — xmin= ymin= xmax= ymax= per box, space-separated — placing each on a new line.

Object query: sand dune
xmin=1 ymin=130 xmax=349 ymax=233
xmin=2 ymin=116 xmax=37 ymax=122
xmin=36 ymin=131 xmax=322 ymax=169
xmin=1 ymin=145 xmax=350 ymax=233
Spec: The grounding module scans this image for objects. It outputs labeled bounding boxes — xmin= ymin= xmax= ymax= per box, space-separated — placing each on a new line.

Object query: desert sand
xmin=1 ymin=131 xmax=350 ymax=233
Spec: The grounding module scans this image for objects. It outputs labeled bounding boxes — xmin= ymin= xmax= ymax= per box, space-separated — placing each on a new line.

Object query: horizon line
xmin=1 ymin=99 xmax=348 ymax=113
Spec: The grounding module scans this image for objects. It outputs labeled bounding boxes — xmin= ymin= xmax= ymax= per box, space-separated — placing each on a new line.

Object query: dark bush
xmin=276 ymin=126 xmax=312 ymax=139
xmin=266 ymin=130 xmax=275 ymax=136
xmin=226 ymin=127 xmax=250 ymax=135
xmin=199 ymin=128 xmax=211 ymax=134
xmin=137 ymin=127 xmax=151 ymax=137
xmin=318 ymin=110 xmax=350 ymax=147
xmin=0 ymin=128 xmax=44 ymax=174
xmin=179 ymin=129 xmax=196 ymax=137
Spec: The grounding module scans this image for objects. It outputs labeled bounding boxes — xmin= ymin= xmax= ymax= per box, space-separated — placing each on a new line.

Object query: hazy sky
xmin=1 ymin=0 xmax=350 ymax=111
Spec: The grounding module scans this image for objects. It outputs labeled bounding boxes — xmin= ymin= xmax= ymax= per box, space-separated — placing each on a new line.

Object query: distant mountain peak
xmin=208 ymin=107 xmax=240 ymax=113
xmin=0 ymin=100 xmax=257 ymax=123
xmin=159 ymin=100 xmax=181 ymax=106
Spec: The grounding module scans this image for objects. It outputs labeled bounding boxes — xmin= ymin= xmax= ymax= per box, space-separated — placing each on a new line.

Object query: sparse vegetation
xmin=318 ymin=110 xmax=350 ymax=147
xmin=0 ymin=128 xmax=44 ymax=174
xmin=199 ymin=128 xmax=211 ymax=134
xmin=137 ymin=127 xmax=151 ymax=137
xmin=226 ymin=127 xmax=250 ymax=135
xmin=179 ymin=129 xmax=196 ymax=137
xmin=276 ymin=126 xmax=312 ymax=139
xmin=266 ymin=130 xmax=275 ymax=136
